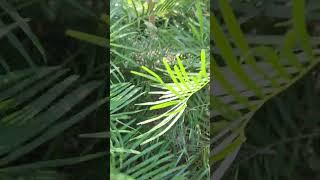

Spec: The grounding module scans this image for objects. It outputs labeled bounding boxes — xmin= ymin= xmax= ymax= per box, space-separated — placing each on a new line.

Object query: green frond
xmin=132 ymin=50 xmax=209 ymax=145
xmin=0 ymin=67 xmax=107 ymax=177
xmin=0 ymin=0 xmax=47 ymax=63
xmin=211 ymin=0 xmax=320 ymax=179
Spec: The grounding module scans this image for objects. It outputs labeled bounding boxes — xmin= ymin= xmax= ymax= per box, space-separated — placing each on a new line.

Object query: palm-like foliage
xmin=0 ymin=1 xmax=107 ymax=179
xmin=110 ymin=67 xmax=143 ymax=156
xmin=0 ymin=0 xmax=46 ymax=68
xmin=0 ymin=66 xmax=107 ymax=179
xmin=211 ymin=0 xmax=320 ymax=179
xmin=111 ymin=0 xmax=211 ymax=179
xmin=131 ymin=50 xmax=209 ymax=145
xmin=109 ymin=9 xmax=140 ymax=65
xmin=159 ymin=0 xmax=209 ymax=56
xmin=226 ymin=77 xmax=320 ymax=180
xmin=110 ymin=66 xmax=188 ymax=180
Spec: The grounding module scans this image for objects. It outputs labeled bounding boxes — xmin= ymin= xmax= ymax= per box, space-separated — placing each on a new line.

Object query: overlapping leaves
xmin=0 ymin=2 xmax=107 ymax=178
xmin=132 ymin=49 xmax=209 ymax=145
xmin=109 ymin=66 xmax=187 ymax=180
xmin=211 ymin=0 xmax=319 ymax=179
xmin=0 ymin=66 xmax=106 ymax=179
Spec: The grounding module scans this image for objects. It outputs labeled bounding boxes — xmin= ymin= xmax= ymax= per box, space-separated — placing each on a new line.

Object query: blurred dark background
xmin=212 ymin=0 xmax=320 ymax=179
xmin=0 ymin=1 xmax=108 ymax=179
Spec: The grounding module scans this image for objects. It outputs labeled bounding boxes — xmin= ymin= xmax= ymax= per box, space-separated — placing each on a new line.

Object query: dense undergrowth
xmin=110 ymin=0 xmax=210 ymax=179
xmin=0 ymin=1 xmax=107 ymax=179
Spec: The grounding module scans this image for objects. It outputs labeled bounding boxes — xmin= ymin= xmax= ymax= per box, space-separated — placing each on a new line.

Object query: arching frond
xmin=211 ymin=0 xmax=320 ymax=179
xmin=131 ymin=49 xmax=209 ymax=145
xmin=109 ymin=67 xmax=188 ymax=179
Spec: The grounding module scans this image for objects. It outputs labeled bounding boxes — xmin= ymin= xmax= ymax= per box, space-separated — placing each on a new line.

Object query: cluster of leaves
xmin=0 ymin=0 xmax=107 ymax=179
xmin=110 ymin=0 xmax=210 ymax=179
xmin=211 ymin=0 xmax=320 ymax=179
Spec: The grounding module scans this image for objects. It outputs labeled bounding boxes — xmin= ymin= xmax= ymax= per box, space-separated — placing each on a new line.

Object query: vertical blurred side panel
xmin=211 ymin=0 xmax=320 ymax=179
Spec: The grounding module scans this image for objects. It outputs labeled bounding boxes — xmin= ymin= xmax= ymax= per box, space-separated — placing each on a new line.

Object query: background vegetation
xmin=0 ymin=0 xmax=107 ymax=179
xmin=212 ymin=0 xmax=320 ymax=179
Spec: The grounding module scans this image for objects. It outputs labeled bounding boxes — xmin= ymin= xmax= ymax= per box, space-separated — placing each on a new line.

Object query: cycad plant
xmin=211 ymin=0 xmax=320 ymax=179
xmin=131 ymin=49 xmax=209 ymax=145
xmin=110 ymin=0 xmax=210 ymax=179
xmin=127 ymin=50 xmax=210 ymax=179
xmin=110 ymin=65 xmax=189 ymax=179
